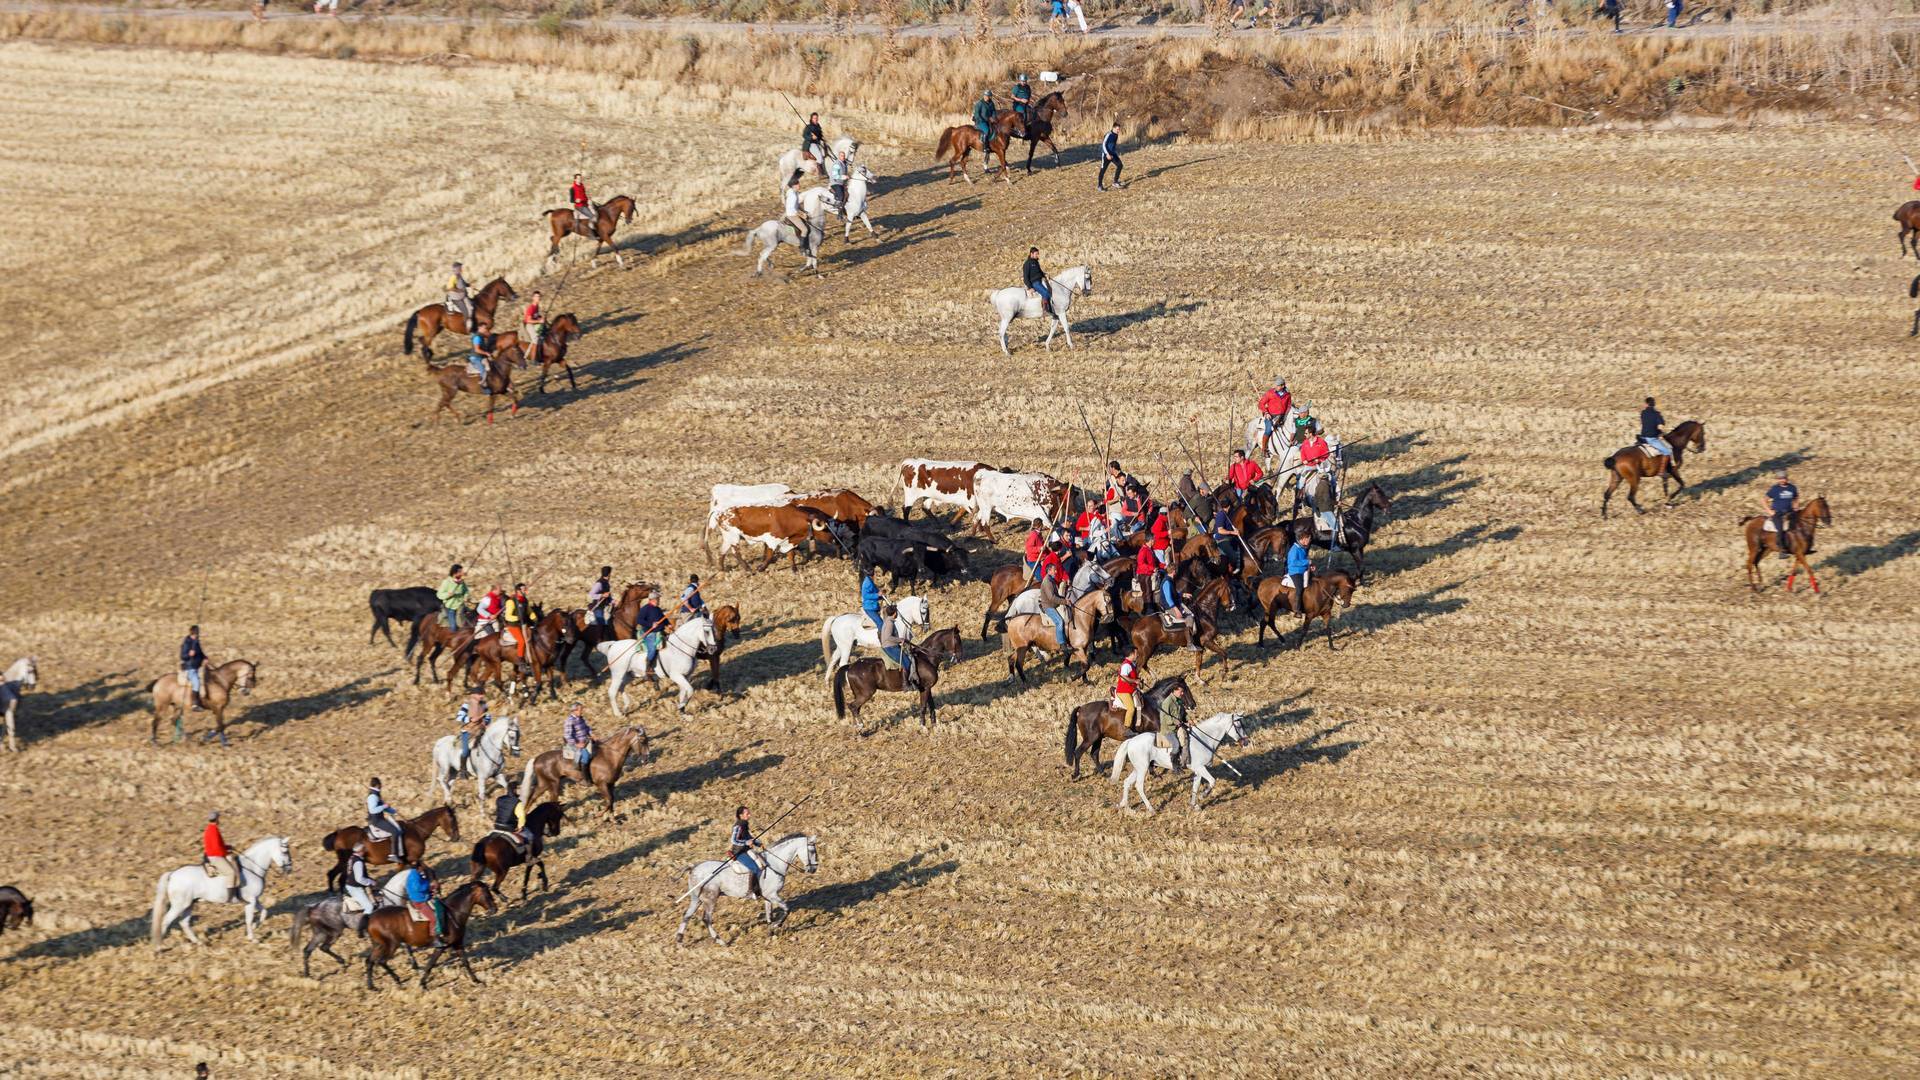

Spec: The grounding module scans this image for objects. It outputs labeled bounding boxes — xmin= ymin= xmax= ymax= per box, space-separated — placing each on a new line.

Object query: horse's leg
xmin=1800 ymin=552 xmax=1819 ymax=594
xmin=177 ymin=905 xmax=200 ymax=946
xmin=458 ymin=945 xmax=483 ymax=984
xmin=1667 ymin=466 xmax=1686 ymax=501
xmin=419 ymin=946 xmax=445 ymax=990
xmin=1601 ymin=470 xmax=1619 ymax=519
xmin=1625 ymin=474 xmax=1644 ymax=515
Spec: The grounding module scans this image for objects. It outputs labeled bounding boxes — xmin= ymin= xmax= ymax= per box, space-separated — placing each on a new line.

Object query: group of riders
xmin=432 ymin=562 xmax=710 ymax=677
xmin=1631 ymin=396 xmax=1809 ymax=556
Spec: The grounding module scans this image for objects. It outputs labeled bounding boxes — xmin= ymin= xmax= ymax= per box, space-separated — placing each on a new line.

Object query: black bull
xmin=369 ymin=586 xmax=438 ymax=647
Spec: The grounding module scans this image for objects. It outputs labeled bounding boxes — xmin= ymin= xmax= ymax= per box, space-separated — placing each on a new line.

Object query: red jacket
xmin=570 ymin=182 xmax=589 ymax=209
xmin=1258 ymin=388 xmax=1291 ymax=417
xmin=1038 ymin=548 xmax=1067 ymax=584
xmin=1300 ymin=435 xmax=1331 ymax=467
xmin=1024 ymin=528 xmax=1045 ymax=562
xmin=1115 ymin=658 xmax=1139 ymax=695
xmin=1150 ymin=511 xmax=1170 ymax=551
xmin=203 ymin=823 xmax=228 ymax=859
xmin=524 ymin=301 xmax=542 ymax=323
xmin=1134 ymin=542 xmax=1157 ymax=577
xmin=1227 ymin=458 xmax=1263 ymax=491
xmin=1074 ymin=509 xmax=1096 ymax=538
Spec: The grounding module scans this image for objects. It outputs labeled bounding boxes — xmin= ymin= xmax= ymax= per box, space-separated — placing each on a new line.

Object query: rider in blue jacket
xmin=1284 ymin=531 xmax=1313 ymax=615
xmin=859 ymin=564 xmax=886 ymax=631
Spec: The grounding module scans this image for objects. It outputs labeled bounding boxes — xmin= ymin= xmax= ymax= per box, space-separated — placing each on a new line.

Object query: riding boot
xmin=749 ymin=873 xmax=763 ymax=899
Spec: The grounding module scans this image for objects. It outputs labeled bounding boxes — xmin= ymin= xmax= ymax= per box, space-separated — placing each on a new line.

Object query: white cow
xmin=708 ymin=483 xmax=796 ymax=530
xmin=972 ymin=469 xmax=1069 ymax=536
xmin=898 ymin=459 xmax=991 ymax=523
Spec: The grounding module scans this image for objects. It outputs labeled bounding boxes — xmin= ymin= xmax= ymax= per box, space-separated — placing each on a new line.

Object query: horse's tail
xmin=1109 ymin=739 xmax=1131 ymax=783
xmin=738 ymin=228 xmax=757 ymax=257
xmin=517 ymin=759 xmax=537 ymax=806
xmin=819 ymin=617 xmax=835 ymax=672
xmin=319 ymin=829 xmax=339 ymax=854
xmin=404 ymin=310 xmax=419 ymax=355
xmin=1064 ymin=707 xmax=1079 ymax=766
xmin=1602 ymin=454 xmax=1617 ymax=471
xmin=144 ymin=677 xmax=161 ymax=695
xmin=149 ymin=871 xmax=170 ymax=949
xmin=935 ymin=127 xmax=956 ymax=162
xmin=1910 ymin=274 xmax=1919 ymax=299
xmin=832 ymin=664 xmax=849 ymax=720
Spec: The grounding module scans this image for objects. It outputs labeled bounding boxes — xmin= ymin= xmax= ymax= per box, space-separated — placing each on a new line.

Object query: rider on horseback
xmin=729 ymin=805 xmax=764 ymax=899
xmin=436 ymin=564 xmax=468 ymax=632
xmin=475 ymin=585 xmax=504 ymax=638
xmin=1011 ymin=73 xmax=1033 ymax=125
xmin=877 ymin=603 xmax=918 ymax=690
xmin=1023 ymin=246 xmax=1053 ymax=318
xmin=366 ymin=778 xmax=404 ymax=863
xmin=587 ymin=565 xmax=613 ymax=629
xmin=492 ymin=788 xmax=531 ymax=851
xmin=859 ymin=563 xmax=887 ymax=633
xmin=801 ymin=112 xmax=826 ymax=164
xmin=343 ymin=841 xmax=377 ymax=916
xmin=402 ymin=857 xmax=446 ymax=948
xmin=1212 ymin=499 xmax=1248 ymax=568
xmin=678 ymin=575 xmax=707 ymax=625
xmin=570 ymin=174 xmax=595 ymax=233
xmin=503 ymin=584 xmax=532 ymax=663
xmin=1115 ymin=651 xmax=1144 ymax=728
xmin=454 ymin=692 xmax=488 ymax=774
xmin=203 ymin=811 xmax=240 ymax=901
xmin=180 ymin=625 xmax=208 ymax=712
xmin=1258 ymin=378 xmax=1291 ymax=452
xmin=1036 ymin=541 xmax=1072 ymax=648
xmin=1134 ymin=537 xmax=1161 ymax=613
xmin=972 ymin=90 xmax=996 ymax=153
xmin=1227 ymin=448 xmax=1264 ymax=496
xmin=522 ymin=290 xmax=544 ymax=365
xmin=827 ymin=150 xmax=850 ymax=208
xmin=783 ymin=171 xmax=811 ymax=250
xmin=637 ymin=592 xmax=667 ymax=679
xmin=1765 ymin=471 xmax=1800 ymax=559
xmin=1023 ymin=523 xmax=1047 ymax=582
xmin=1284 ymin=530 xmax=1313 ymax=615
xmin=1157 ymin=686 xmax=1191 ymax=771
xmin=445 ymin=262 xmax=472 ymax=321
xmin=563 ymin=702 xmax=595 ymax=771
xmin=467 ymin=329 xmax=494 ymax=396
xmin=1638 ymin=396 xmax=1672 ymax=459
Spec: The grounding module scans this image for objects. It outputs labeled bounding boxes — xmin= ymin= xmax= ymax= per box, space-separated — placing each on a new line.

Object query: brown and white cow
xmin=710 ymin=504 xmax=842 ymax=572
xmin=971 ymin=469 xmax=1072 ymax=539
xmin=792 ymin=488 xmax=876 ymax=528
xmin=899 ymin=459 xmax=993 ymax=523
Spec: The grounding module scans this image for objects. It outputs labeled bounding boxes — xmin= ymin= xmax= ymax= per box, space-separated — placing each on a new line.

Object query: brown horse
xmin=321 ymin=805 xmax=461 ymax=891
xmin=544 ymin=194 xmax=637 ymax=267
xmin=1006 ymin=588 xmax=1116 ymax=684
xmin=363 ymin=879 xmax=495 ymax=991
xmin=1741 ymin=494 xmax=1832 ymax=593
xmin=496 ymin=313 xmax=584 ymax=394
xmin=1014 ymin=91 xmax=1068 ymax=174
xmin=410 ymin=617 xmax=471 ymax=685
xmin=1909 ymin=274 xmax=1919 ymax=337
xmin=1896 ymin=200 xmax=1920 ymax=259
xmin=1601 ymin=419 xmax=1706 ymax=517
xmin=980 ymin=564 xmax=1036 ymax=639
xmin=426 ymin=348 xmax=522 ymax=424
xmin=452 ymin=609 xmax=576 ymax=702
xmin=468 ymin=801 xmax=564 ymax=900
xmin=1120 ymin=578 xmax=1232 ymax=674
xmin=695 ymin=604 xmax=742 ymax=690
xmin=148 ymin=658 xmax=258 ymax=746
xmin=0 ymin=885 xmax=33 ymax=933
xmin=1277 ymin=482 xmax=1396 ymax=582
xmin=935 ymin=113 xmax=1025 ymax=184
xmin=832 ymin=626 xmax=963 ymax=730
xmin=1064 ymin=674 xmax=1193 ymax=780
xmin=402 ymin=277 xmax=516 ymax=363
xmin=1254 ymin=568 xmax=1357 ymax=650
xmin=564 ymin=582 xmax=660 ymax=677
xmin=517 ymin=724 xmax=652 ymax=818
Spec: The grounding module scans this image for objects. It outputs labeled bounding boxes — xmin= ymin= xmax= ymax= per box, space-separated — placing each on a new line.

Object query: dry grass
xmin=1 ymin=41 xmax=1918 ymax=1079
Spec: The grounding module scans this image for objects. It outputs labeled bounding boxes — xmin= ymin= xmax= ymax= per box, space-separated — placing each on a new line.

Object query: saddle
xmin=1159 ymin=611 xmax=1188 ymax=631
xmin=487 ymin=827 xmax=531 ymax=856
xmin=1006 ymin=587 xmax=1046 ymax=619
xmin=1762 ymin=518 xmax=1786 ymax=533
xmin=408 ymin=902 xmax=432 ymax=923
xmin=342 ymin=892 xmax=378 ymax=916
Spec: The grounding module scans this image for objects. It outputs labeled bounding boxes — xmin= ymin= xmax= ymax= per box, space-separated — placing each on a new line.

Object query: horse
xmin=1278 ymin=482 xmax=1395 ymax=580
xmin=363 ymin=880 xmax=496 ymax=990
xmin=429 ymin=713 xmax=522 ymax=806
xmin=321 ymin=805 xmax=461 ymax=891
xmin=451 ymin=608 xmax=575 ymax=703
xmin=504 ymin=312 xmax=583 ymax=394
xmin=544 ymin=194 xmax=636 ymax=267
xmin=1897 ymin=200 xmax=1920 ymax=259
xmin=148 ymin=658 xmax=257 ymax=746
xmin=1741 ymin=494 xmax=1832 ymax=593
xmin=834 ymin=164 xmax=877 ymax=239
xmin=1601 ymin=420 xmax=1706 ymax=517
xmin=776 ymin=136 xmax=858 ymax=194
xmin=831 ymin=626 xmax=963 ymax=731
xmin=1254 ymin=568 xmax=1357 ymax=650
xmin=1005 ymin=587 xmax=1116 ymax=684
xmin=402 ymin=277 xmax=515 ymax=363
xmin=516 ymin=723 xmax=652 ymax=818
xmin=1064 ymin=674 xmax=1195 ymax=780
xmin=743 ymin=189 xmax=838 ymax=275
xmin=1909 ymin=274 xmax=1919 ymax=337
xmin=990 ymin=265 xmax=1094 ymax=356
xmin=599 ymin=615 xmax=718 ymax=715
xmin=1119 ymin=577 xmax=1232 ymax=675
xmin=677 ymin=833 xmax=818 ymax=944
xmin=980 ymin=565 xmax=1037 ymax=638
xmin=565 ymin=582 xmax=658 ymax=676
xmin=468 ymin=801 xmax=565 ymax=900
xmin=1111 ymin=712 xmax=1250 ymax=813
xmin=935 ymin=112 xmax=1025 ymax=184
xmin=0 ymin=885 xmax=35 ymax=933
xmin=426 ymin=349 xmax=521 ymax=424
xmin=409 ymin=617 xmax=471 ymax=685
xmin=820 ymin=596 xmax=931 ymax=684
xmin=1013 ymin=91 xmax=1068 ymax=174
xmin=149 ymin=835 xmax=291 ymax=948
xmin=1242 ymin=404 xmax=1308 ymax=463
xmin=2 ymin=656 xmax=38 ymax=752
xmin=693 ymin=604 xmax=742 ymax=691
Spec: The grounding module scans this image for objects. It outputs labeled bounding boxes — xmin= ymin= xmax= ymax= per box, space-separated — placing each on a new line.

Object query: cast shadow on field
xmin=1133 ymin=154 xmax=1222 ymax=183
xmin=5 ymin=914 xmax=149 ymax=963
xmin=1342 ymin=430 xmax=1426 ymax=467
xmin=1231 ymin=722 xmax=1364 ymax=793
xmin=835 ymin=227 xmax=957 ymax=271
xmin=730 ymin=637 xmax=834 ymax=691
xmin=1688 ymin=449 xmax=1814 ymax=500
xmin=240 ymin=671 xmax=396 ymax=735
xmin=532 ymin=338 xmax=708 ymax=412
xmin=1347 ymin=581 xmax=1469 ymax=638
xmin=1365 ymin=523 xmax=1523 ymax=580
xmin=10 ymin=671 xmax=146 ymax=747
xmin=1082 ymin=300 xmax=1206 ymax=341
xmin=561 ymin=821 xmax=705 ymax=890
xmin=1819 ymin=529 xmax=1920 ymax=579
xmin=781 ymin=847 xmax=959 ymax=934
xmin=873 ymin=197 xmax=979 ymax=233
xmin=645 ymin=743 xmax=784 ymax=801
xmin=484 ymin=893 xmax=649 ymax=973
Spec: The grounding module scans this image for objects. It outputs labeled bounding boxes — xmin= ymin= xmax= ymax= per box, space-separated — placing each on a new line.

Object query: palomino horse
xmin=426 ymin=349 xmax=522 ymax=424
xmin=1005 ymin=587 xmax=1116 ymax=684
xmin=1897 ymin=199 xmax=1920 ymax=259
xmin=1741 ymin=494 xmax=1832 ymax=593
xmin=990 ymin=265 xmax=1095 ymax=356
xmin=935 ymin=112 xmax=1025 ymax=184
xmin=3 ymin=656 xmax=38 ymax=752
xmin=148 ymin=658 xmax=257 ymax=745
xmin=321 ymin=805 xmax=461 ymax=891
xmin=599 ymin=615 xmax=718 ymax=714
xmin=516 ymin=723 xmax=652 ymax=818
xmin=468 ymin=801 xmax=564 ymax=900
xmin=678 ymin=833 xmax=818 ymax=944
xmin=364 ymin=880 xmax=496 ymax=990
xmin=1120 ymin=577 xmax=1233 ymax=674
xmin=1111 ymin=711 xmax=1250 ymax=813
xmin=1601 ymin=419 xmax=1706 ymax=517
xmin=150 ymin=835 xmax=291 ymax=948
xmin=0 ymin=885 xmax=33 ymax=933
xmin=403 ymin=277 xmax=515 ymax=363
xmin=821 ymin=596 xmax=930 ymax=684
xmin=1064 ymin=674 xmax=1195 ymax=780
xmin=1013 ymin=91 xmax=1068 ymax=174
xmin=831 ymin=626 xmax=963 ymax=731
xmin=544 ymin=194 xmax=637 ymax=267
xmin=1254 ymin=568 xmax=1357 ymax=649
xmin=430 ymin=713 xmax=521 ymax=806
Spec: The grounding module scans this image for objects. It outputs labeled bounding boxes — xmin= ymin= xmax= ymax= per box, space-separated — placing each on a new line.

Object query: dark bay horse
xmin=1896 ymin=200 xmax=1920 ymax=259
xmin=0 ymin=885 xmax=33 ymax=933
xmin=492 ymin=313 xmax=584 ymax=393
xmin=1119 ymin=578 xmax=1233 ymax=674
xmin=1254 ymin=568 xmax=1357 ymax=649
xmin=545 ymin=194 xmax=636 ymax=267
xmin=468 ymin=801 xmax=564 ymax=900
xmin=403 ymin=277 xmax=515 ymax=363
xmin=1742 ymin=494 xmax=1832 ymax=593
xmin=453 ymin=609 xmax=576 ymax=702
xmin=1602 ymin=419 xmax=1705 ymax=517
xmin=832 ymin=626 xmax=963 ymax=731
xmin=1064 ymin=674 xmax=1194 ymax=779
xmin=517 ymin=724 xmax=652 ymax=818
xmin=695 ymin=604 xmax=742 ymax=691
xmin=426 ymin=350 xmax=521 ymax=424
xmin=322 ymin=805 xmax=460 ymax=891
xmin=1280 ymin=482 xmax=1395 ymax=581
xmin=935 ymin=113 xmax=1025 ymax=184
xmin=1015 ymin=91 xmax=1068 ymax=174
xmin=364 ymin=880 xmax=495 ymax=990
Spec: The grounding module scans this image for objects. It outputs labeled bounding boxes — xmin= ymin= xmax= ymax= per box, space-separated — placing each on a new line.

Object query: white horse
xmin=1242 ymin=407 xmax=1304 ymax=463
xmin=1111 ymin=712 xmax=1250 ymax=813
xmin=818 ymin=596 xmax=929 ymax=685
xmin=677 ymin=833 xmax=819 ymax=944
xmin=150 ymin=834 xmax=292 ymax=948
xmin=775 ymin=136 xmax=858 ymax=194
xmin=990 ymin=265 xmax=1094 ymax=356
xmin=598 ymin=615 xmax=717 ymax=715
xmin=2 ymin=656 xmax=37 ymax=752
xmin=834 ymin=165 xmax=877 ymax=239
xmin=743 ymin=188 xmax=839 ymax=275
xmin=429 ymin=713 xmax=522 ymax=806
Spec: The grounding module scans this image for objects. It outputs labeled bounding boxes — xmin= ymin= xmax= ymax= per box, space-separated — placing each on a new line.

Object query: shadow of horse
xmin=783 ymin=847 xmax=960 ymax=933
xmin=1233 ymin=723 xmax=1364 ymax=792
xmin=1342 ymin=430 xmax=1427 ymax=467
xmin=1349 ymin=581 xmax=1470 ymax=637
xmin=835 ymin=228 xmax=956 ymax=271
xmin=1688 ymin=449 xmax=1815 ymax=499
xmin=4 ymin=914 xmax=149 ymax=962
xmin=532 ymin=338 xmax=708 ymax=411
xmin=1082 ymin=300 xmax=1206 ymax=340
xmin=563 ymin=821 xmax=704 ymax=888
xmin=1819 ymin=529 xmax=1920 ymax=579
xmin=873 ymin=197 xmax=980 ymax=232
xmin=645 ymin=746 xmax=785 ymax=801
xmin=7 ymin=670 xmax=146 ymax=745
xmin=1368 ymin=524 xmax=1523 ymax=580
xmin=243 ymin=671 xmax=396 ymax=735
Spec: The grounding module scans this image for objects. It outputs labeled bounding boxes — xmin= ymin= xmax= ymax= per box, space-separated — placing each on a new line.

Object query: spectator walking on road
xmin=1666 ymin=0 xmax=1682 ymax=27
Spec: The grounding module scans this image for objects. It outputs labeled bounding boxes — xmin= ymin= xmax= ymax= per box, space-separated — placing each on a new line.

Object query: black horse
xmin=1015 ymin=91 xmax=1068 ymax=175
xmin=1281 ymin=482 xmax=1394 ymax=581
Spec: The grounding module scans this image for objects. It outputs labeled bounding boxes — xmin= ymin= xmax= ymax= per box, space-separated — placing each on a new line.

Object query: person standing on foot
xmin=1098 ymin=122 xmax=1124 ymax=191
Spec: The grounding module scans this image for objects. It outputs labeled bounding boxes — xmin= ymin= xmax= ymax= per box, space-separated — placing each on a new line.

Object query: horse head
xmin=465 ymin=880 xmax=498 ymax=917
xmin=439 ymin=804 xmax=462 ymax=841
xmin=801 ymin=835 xmax=819 ymax=874
xmin=479 ymin=277 xmax=517 ymax=304
xmin=622 ymin=724 xmax=651 ymax=765
xmin=1225 ymin=713 xmax=1249 ymax=748
xmin=234 ymin=661 xmax=258 ymax=695
xmin=1806 ymin=495 xmax=1832 ymax=527
xmin=504 ymin=716 xmax=522 ymax=757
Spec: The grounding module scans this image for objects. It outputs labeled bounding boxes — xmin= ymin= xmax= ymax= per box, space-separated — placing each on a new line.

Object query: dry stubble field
xmin=1 ymin=40 xmax=1918 ymax=1079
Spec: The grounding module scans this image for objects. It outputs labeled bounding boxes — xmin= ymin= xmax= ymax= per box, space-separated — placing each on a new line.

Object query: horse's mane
xmin=1145 ymin=674 xmax=1186 ymax=695
xmin=771 ymin=833 xmax=810 ymax=847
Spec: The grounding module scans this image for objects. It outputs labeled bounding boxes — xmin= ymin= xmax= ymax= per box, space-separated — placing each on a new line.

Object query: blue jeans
xmin=1041 ymin=605 xmax=1067 ymax=645
xmin=591 ymin=607 xmax=609 ymax=628
xmin=734 ymin=851 xmax=759 ymax=874
xmin=442 ymin=607 xmax=458 ymax=630
xmin=1666 ymin=1 xmax=1679 ymax=24
xmin=183 ymin=666 xmax=203 ymax=693
xmin=642 ymin=632 xmax=662 ymax=671
xmin=458 ymin=730 xmax=470 ymax=762
xmin=574 ymin=743 xmax=593 ymax=770
xmin=1033 ymin=279 xmax=1053 ymax=314
xmin=884 ymin=645 xmax=910 ymax=672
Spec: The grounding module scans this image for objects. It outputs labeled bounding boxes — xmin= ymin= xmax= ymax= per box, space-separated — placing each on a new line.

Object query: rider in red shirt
xmin=1149 ymin=506 xmax=1171 ymax=568
xmin=1226 ymin=449 xmax=1264 ymax=493
xmin=1257 ymin=378 xmax=1292 ymax=449
xmin=569 ymin=173 xmax=592 ymax=231
xmin=203 ymin=811 xmax=239 ymax=900
xmin=1299 ymin=431 xmax=1332 ymax=468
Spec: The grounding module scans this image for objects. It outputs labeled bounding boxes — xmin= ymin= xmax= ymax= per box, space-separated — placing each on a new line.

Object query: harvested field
xmin=2 ymin=40 xmax=1918 ymax=1079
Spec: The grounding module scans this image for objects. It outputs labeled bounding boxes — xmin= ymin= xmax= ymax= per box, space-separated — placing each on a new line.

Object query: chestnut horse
xmin=492 ymin=313 xmax=584 ymax=394
xmin=410 ymin=618 xmax=470 ymax=685
xmin=831 ymin=626 xmax=963 ymax=731
xmin=452 ymin=609 xmax=576 ymax=702
xmin=426 ymin=350 xmax=522 ymax=424
xmin=1896 ymin=200 xmax=1920 ymax=259
xmin=564 ymin=582 xmax=659 ymax=677
xmin=468 ymin=801 xmax=564 ymax=900
xmin=1254 ymin=568 xmax=1357 ymax=650
xmin=1601 ymin=419 xmax=1705 ymax=518
xmin=363 ymin=880 xmax=495 ymax=990
xmin=402 ymin=277 xmax=516 ymax=363
xmin=694 ymin=604 xmax=742 ymax=691
xmin=148 ymin=658 xmax=258 ymax=746
xmin=544 ymin=194 xmax=636 ymax=267
xmin=1005 ymin=588 xmax=1116 ymax=684
xmin=1741 ymin=494 xmax=1832 ymax=593
xmin=516 ymin=724 xmax=652 ymax=818
xmin=1064 ymin=674 xmax=1194 ymax=780
xmin=321 ymin=805 xmax=461 ymax=891
xmin=1119 ymin=577 xmax=1232 ymax=674
xmin=935 ymin=112 xmax=1025 ymax=184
